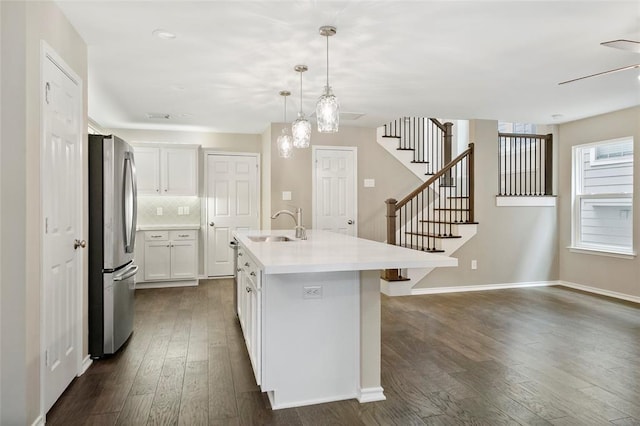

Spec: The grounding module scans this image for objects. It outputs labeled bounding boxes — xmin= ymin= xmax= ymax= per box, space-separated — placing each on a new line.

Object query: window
xmin=572 ymin=137 xmax=634 ymax=255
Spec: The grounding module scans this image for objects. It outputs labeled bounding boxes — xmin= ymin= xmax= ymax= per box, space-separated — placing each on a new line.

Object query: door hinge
xmin=45 ymin=217 xmax=49 ymax=234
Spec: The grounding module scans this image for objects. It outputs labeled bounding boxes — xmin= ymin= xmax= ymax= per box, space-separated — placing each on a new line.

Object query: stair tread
xmin=447 ymin=196 xmax=469 ymax=199
xmin=419 ymin=220 xmax=479 ymax=224
xmin=399 ymin=244 xmax=445 ymax=253
xmin=405 ymin=232 xmax=462 ymax=239
xmin=397 ymin=148 xmax=414 ymax=151
xmin=381 ymin=135 xmax=401 ymax=139
xmin=433 ymin=208 xmax=470 ymax=211
xmin=410 ymin=161 xmax=430 ymax=164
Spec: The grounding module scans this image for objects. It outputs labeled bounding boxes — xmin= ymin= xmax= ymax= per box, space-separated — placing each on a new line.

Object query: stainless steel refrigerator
xmin=88 ymin=134 xmax=138 ymax=358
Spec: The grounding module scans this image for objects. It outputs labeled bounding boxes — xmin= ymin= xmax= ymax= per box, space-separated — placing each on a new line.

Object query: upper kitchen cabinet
xmin=133 ymin=144 xmax=199 ymax=196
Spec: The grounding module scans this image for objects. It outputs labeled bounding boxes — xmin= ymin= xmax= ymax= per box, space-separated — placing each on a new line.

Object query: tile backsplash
xmin=137 ymin=196 xmax=201 ymax=226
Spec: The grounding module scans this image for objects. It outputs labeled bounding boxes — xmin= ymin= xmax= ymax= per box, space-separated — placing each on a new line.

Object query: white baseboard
xmin=411 ymin=280 xmax=558 ymax=295
xmin=80 ymin=355 xmax=93 ymax=375
xmin=31 ymin=415 xmax=45 ymax=426
xmin=358 ymin=386 xmax=386 ymax=403
xmin=558 ymin=281 xmax=640 ymax=304
xmin=267 ymin=390 xmax=359 ymax=410
xmin=135 ymin=279 xmax=198 ymax=289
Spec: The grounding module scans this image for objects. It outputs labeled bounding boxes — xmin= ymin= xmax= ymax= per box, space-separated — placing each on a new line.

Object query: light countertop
xmin=234 ymin=229 xmax=457 ymax=275
xmin=137 ymin=224 xmax=201 ymax=231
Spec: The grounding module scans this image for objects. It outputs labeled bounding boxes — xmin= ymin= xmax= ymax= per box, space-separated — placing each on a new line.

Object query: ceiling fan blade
xmin=558 ymin=63 xmax=640 ymax=85
xmin=601 ymin=39 xmax=640 ymax=53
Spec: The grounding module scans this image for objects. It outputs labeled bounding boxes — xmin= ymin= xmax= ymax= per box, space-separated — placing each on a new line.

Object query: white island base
xmin=234 ymin=230 xmax=457 ymax=410
xmin=262 ymin=270 xmax=383 ymax=409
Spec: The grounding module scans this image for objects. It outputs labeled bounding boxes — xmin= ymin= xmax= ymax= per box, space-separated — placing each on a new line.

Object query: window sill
xmin=496 ymin=196 xmax=556 ymax=207
xmin=567 ymin=246 xmax=636 ymax=259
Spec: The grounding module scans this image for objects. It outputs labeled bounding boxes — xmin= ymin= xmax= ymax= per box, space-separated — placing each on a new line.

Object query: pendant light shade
xmin=277 ymin=91 xmax=293 ymax=158
xmin=316 ymin=25 xmax=339 ymax=133
xmin=292 ymin=65 xmax=311 ymax=148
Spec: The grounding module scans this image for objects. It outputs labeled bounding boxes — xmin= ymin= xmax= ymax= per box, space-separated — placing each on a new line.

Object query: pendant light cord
xmin=326 ymin=35 xmax=330 ymax=87
xmin=283 ymin=95 xmax=287 ymax=122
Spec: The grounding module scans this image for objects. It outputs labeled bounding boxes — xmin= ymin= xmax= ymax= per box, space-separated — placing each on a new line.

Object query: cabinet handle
xmin=209 ymin=222 xmax=215 ymax=227
xmin=245 ymin=262 xmax=250 ymax=267
xmin=246 ymin=287 xmax=252 ymax=293
xmin=151 ymin=235 xmax=162 ymax=238
xmin=347 ymin=219 xmax=354 ymax=225
xmin=166 ymin=244 xmax=170 ymax=247
xmin=237 ymin=268 xmax=242 ymax=272
xmin=178 ymin=234 xmax=189 ymax=237
xmin=238 ymin=252 xmax=243 ymax=256
xmin=250 ymin=271 xmax=256 ymax=277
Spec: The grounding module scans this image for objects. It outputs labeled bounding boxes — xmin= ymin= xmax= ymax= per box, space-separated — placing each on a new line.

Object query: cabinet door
xmin=134 ymin=147 xmax=161 ymax=195
xmin=162 ymin=148 xmax=198 ymax=196
xmin=144 ymin=241 xmax=171 ymax=280
xmin=247 ymin=274 xmax=261 ymax=385
xmin=170 ymin=240 xmax=197 ymax=279
xmin=134 ymin=231 xmax=145 ymax=282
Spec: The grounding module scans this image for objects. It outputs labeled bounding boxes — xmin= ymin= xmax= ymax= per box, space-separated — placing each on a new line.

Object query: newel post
xmin=382 ymin=198 xmax=400 ymax=281
xmin=544 ymin=134 xmax=553 ymax=196
xmin=468 ymin=143 xmax=475 ymax=223
xmin=443 ymin=122 xmax=454 ymax=185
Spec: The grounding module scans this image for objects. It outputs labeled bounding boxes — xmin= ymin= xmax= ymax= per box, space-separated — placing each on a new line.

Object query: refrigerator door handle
xmin=123 ymin=151 xmax=138 ymax=253
xmin=113 ymin=264 xmax=138 ymax=282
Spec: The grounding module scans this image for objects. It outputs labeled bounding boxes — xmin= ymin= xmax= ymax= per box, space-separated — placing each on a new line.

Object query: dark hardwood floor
xmin=46 ymin=280 xmax=640 ymax=425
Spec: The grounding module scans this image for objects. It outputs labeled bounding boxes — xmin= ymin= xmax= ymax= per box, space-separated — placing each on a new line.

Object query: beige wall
xmin=0 ymin=1 xmax=88 ymax=423
xmin=269 ymin=123 xmax=421 ymax=242
xmin=415 ymin=119 xmax=560 ymax=289
xmin=106 ymin=128 xmax=261 ymax=153
xmin=558 ymin=106 xmax=640 ymax=298
xmin=261 ymin=126 xmax=272 ymax=230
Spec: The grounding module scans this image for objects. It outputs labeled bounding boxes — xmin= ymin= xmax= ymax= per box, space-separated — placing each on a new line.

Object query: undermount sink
xmin=248 ymin=235 xmax=294 ymax=242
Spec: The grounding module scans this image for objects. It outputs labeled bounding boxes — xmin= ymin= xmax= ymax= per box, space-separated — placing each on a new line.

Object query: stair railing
xmin=382 ymin=143 xmax=474 ymax=281
xmin=383 ymin=118 xmax=453 ymax=175
xmin=498 ymin=133 xmax=552 ymax=196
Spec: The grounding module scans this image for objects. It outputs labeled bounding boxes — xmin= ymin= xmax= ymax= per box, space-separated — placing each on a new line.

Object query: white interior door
xmin=206 ymin=154 xmax=259 ymax=276
xmin=41 ymin=46 xmax=83 ymax=412
xmin=313 ymin=147 xmax=357 ymax=236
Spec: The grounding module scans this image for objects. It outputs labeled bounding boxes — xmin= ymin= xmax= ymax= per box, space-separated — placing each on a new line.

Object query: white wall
xmin=414 ymin=119 xmax=559 ymax=289
xmin=0 ymin=1 xmax=87 ymax=423
xmin=558 ymin=106 xmax=640 ymax=298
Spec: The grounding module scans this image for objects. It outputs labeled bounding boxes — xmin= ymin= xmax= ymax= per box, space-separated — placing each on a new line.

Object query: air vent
xmin=146 ymin=113 xmax=171 ymax=119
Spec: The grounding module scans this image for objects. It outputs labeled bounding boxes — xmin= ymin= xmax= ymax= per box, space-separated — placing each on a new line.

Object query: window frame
xmin=571 ymin=137 xmax=635 ymax=257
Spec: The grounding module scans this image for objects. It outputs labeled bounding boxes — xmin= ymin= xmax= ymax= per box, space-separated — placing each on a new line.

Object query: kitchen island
xmin=233 ymin=229 xmax=457 ymax=409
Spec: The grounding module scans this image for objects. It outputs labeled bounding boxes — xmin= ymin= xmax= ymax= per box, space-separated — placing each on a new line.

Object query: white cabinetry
xmin=137 ymin=228 xmax=199 ymax=288
xmin=133 ymin=144 xmax=198 ymax=196
xmin=237 ymin=246 xmax=261 ymax=385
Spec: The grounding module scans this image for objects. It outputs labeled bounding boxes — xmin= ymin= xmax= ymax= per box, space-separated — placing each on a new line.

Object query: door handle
xmin=74 ymin=239 xmax=87 ymax=249
xmin=209 ymin=222 xmax=215 ymax=227
xmin=347 ymin=220 xmax=354 ymax=225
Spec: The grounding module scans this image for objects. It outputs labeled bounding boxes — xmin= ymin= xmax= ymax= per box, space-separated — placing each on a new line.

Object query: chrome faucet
xmin=271 ymin=207 xmax=307 ymax=240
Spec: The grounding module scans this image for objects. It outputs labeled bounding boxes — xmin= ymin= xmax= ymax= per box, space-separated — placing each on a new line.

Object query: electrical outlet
xmin=471 ymin=260 xmax=477 ymax=270
xmin=184 ymin=206 xmax=189 ymax=215
xmin=156 ymin=207 xmax=163 ymax=216
xmin=282 ymin=191 xmax=292 ymax=201
xmin=303 ymin=285 xmax=322 ymax=299
xmin=178 ymin=207 xmax=184 ymax=215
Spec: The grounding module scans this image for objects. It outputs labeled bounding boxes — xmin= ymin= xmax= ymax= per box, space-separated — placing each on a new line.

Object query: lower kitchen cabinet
xmin=237 ymin=247 xmax=262 ymax=385
xmin=136 ymin=228 xmax=199 ymax=288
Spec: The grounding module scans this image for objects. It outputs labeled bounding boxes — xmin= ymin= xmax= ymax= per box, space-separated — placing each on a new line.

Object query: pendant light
xmin=277 ymin=91 xmax=293 ymax=158
xmin=316 ymin=25 xmax=339 ymax=133
xmin=292 ymin=65 xmax=311 ymax=148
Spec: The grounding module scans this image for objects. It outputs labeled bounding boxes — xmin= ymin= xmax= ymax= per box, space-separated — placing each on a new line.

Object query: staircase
xmin=377 ymin=118 xmax=478 ymax=296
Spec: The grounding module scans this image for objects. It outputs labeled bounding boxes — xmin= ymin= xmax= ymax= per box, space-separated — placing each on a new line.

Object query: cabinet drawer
xmin=144 ymin=231 xmax=169 ymax=241
xmin=170 ymin=230 xmax=196 ymax=240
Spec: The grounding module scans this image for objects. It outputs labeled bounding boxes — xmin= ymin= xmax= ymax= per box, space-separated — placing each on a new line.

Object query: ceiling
xmin=55 ymin=1 xmax=640 ymax=134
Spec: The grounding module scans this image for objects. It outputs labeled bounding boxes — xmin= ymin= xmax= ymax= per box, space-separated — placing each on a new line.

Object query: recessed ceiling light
xmin=152 ymin=29 xmax=176 ymax=40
